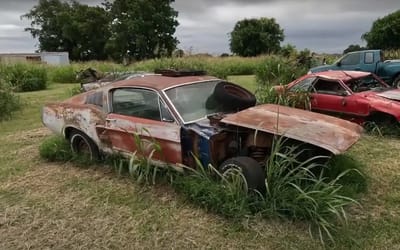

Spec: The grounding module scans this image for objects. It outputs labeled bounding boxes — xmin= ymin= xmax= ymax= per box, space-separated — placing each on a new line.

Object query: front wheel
xmin=219 ymin=157 xmax=266 ymax=194
xmin=70 ymin=130 xmax=100 ymax=161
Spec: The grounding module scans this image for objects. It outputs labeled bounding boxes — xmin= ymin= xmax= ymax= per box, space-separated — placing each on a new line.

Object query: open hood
xmin=221 ymin=104 xmax=363 ymax=155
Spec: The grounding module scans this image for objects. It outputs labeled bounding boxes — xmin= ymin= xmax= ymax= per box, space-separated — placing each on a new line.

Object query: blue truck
xmin=310 ymin=50 xmax=400 ymax=87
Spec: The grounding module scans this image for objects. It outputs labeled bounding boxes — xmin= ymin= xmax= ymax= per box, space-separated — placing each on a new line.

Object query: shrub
xmin=39 ymin=135 xmax=98 ymax=166
xmin=39 ymin=136 xmax=74 ymax=162
xmin=256 ymin=84 xmax=311 ymax=109
xmin=48 ymin=65 xmax=79 ymax=83
xmin=0 ymin=63 xmax=48 ymax=92
xmin=0 ymin=79 xmax=21 ymax=121
xmin=255 ymin=55 xmax=307 ymax=86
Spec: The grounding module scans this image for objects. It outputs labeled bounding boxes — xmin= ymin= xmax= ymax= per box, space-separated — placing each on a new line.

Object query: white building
xmin=0 ymin=52 xmax=70 ymax=65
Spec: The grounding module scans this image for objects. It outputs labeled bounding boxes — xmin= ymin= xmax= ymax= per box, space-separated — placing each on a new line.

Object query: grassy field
xmin=1 ymin=79 xmax=400 ymax=249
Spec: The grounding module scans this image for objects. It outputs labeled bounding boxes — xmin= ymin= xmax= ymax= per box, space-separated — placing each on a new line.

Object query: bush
xmin=255 ymin=55 xmax=307 ymax=86
xmin=39 ymin=136 xmax=74 ymax=162
xmin=256 ymin=84 xmax=311 ymax=109
xmin=48 ymin=65 xmax=79 ymax=83
xmin=0 ymin=63 xmax=48 ymax=92
xmin=0 ymin=79 xmax=21 ymax=121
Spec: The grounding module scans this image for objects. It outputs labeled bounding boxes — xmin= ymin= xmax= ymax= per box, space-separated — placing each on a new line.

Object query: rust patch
xmin=221 ymin=104 xmax=363 ymax=154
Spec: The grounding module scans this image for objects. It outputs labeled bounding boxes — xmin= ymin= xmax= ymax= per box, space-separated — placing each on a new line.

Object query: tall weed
xmin=0 ymin=63 xmax=47 ymax=92
xmin=0 ymin=79 xmax=21 ymax=121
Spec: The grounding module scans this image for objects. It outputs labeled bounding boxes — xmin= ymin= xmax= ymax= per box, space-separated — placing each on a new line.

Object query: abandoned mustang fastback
xmin=42 ymin=70 xmax=362 ymax=192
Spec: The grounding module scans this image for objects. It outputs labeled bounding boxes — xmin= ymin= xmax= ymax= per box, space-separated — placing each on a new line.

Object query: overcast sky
xmin=0 ymin=0 xmax=398 ymax=54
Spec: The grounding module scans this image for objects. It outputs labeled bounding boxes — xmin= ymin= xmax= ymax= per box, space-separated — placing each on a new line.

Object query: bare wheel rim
xmin=71 ymin=134 xmax=93 ymax=159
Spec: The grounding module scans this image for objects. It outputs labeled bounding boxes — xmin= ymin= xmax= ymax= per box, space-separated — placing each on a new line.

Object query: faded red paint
xmin=42 ymin=73 xmax=363 ymax=169
xmin=222 ymin=104 xmax=363 ymax=154
xmin=282 ymin=71 xmax=400 ymax=124
xmin=101 ymin=113 xmax=182 ymax=164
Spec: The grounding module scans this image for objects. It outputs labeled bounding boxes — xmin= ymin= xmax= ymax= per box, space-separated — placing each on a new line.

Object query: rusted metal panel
xmin=103 ymin=113 xmax=182 ymax=164
xmin=42 ymin=102 xmax=107 ymax=148
xmin=221 ymin=104 xmax=363 ymax=154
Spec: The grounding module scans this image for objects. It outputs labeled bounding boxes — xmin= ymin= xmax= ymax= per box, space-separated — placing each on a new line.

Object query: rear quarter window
xmin=86 ymin=91 xmax=103 ymax=108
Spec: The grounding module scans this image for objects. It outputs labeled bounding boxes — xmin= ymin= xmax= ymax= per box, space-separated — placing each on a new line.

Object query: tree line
xmin=23 ymin=1 xmax=400 ymax=61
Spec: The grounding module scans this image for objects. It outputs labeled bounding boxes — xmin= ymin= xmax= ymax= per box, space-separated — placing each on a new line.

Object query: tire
xmin=219 ymin=156 xmax=266 ymax=194
xmin=70 ymin=130 xmax=100 ymax=160
xmin=394 ymin=75 xmax=400 ymax=89
xmin=214 ymin=82 xmax=256 ymax=110
xmin=366 ymin=112 xmax=397 ymax=126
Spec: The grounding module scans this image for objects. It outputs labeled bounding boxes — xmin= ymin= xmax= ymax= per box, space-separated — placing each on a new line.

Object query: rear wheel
xmin=70 ymin=130 xmax=100 ymax=160
xmin=219 ymin=157 xmax=266 ymax=194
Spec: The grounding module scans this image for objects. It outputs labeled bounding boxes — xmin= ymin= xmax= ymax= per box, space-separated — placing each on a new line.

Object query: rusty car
xmin=42 ymin=70 xmax=363 ymax=192
xmin=276 ymin=70 xmax=400 ymax=126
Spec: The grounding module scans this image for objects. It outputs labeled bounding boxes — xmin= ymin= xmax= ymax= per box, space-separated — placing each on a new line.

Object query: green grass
xmin=227 ymin=75 xmax=257 ymax=93
xmin=1 ymin=75 xmax=400 ymax=249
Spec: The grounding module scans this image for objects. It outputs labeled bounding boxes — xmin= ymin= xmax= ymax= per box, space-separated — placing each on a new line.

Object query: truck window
xmin=364 ymin=52 xmax=374 ymax=64
xmin=341 ymin=53 xmax=360 ymax=65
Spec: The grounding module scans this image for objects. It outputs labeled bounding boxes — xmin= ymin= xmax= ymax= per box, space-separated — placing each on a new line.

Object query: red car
xmin=280 ymin=71 xmax=400 ymax=125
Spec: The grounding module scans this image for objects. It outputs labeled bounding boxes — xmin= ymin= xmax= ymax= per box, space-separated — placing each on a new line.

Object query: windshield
xmin=346 ymin=75 xmax=390 ymax=93
xmin=165 ymin=80 xmax=236 ymax=123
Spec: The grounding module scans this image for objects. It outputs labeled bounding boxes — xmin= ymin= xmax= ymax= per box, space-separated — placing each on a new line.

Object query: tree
xmin=104 ymin=0 xmax=179 ymax=61
xmin=343 ymin=44 xmax=366 ymax=54
xmin=22 ymin=0 xmax=110 ymax=60
xmin=362 ymin=10 xmax=400 ymax=50
xmin=229 ymin=18 xmax=284 ymax=57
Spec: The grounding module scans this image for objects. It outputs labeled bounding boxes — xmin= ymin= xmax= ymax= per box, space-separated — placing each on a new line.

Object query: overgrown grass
xmin=0 ymin=79 xmax=21 ymax=121
xmin=2 ymin=76 xmax=400 ymax=249
xmin=255 ymin=55 xmax=308 ymax=86
xmin=0 ymin=63 xmax=48 ymax=92
xmin=39 ymin=132 xmax=366 ymax=244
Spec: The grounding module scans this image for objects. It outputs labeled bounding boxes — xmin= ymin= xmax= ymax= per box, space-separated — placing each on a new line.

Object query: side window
xmin=86 ymin=91 xmax=103 ymax=108
xmin=313 ymin=79 xmax=346 ymax=95
xmin=290 ymin=77 xmax=316 ymax=92
xmin=341 ymin=53 xmax=360 ymax=65
xmin=364 ymin=52 xmax=374 ymax=64
xmin=112 ymin=88 xmax=161 ymax=121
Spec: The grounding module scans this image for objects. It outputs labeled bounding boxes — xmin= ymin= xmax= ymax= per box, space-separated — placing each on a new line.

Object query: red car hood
xmin=374 ymin=89 xmax=400 ymax=102
xmin=221 ymin=104 xmax=362 ymax=155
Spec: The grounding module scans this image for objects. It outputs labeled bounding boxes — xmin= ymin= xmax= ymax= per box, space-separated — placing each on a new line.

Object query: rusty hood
xmin=221 ymin=104 xmax=363 ymax=154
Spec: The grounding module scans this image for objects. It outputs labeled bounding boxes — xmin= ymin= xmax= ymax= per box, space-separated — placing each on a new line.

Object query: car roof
xmin=109 ymin=74 xmax=219 ymax=91
xmin=310 ymin=71 xmax=371 ymax=81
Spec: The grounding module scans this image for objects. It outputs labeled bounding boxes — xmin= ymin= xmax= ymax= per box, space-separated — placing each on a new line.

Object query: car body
xmin=278 ymin=70 xmax=400 ymax=125
xmin=309 ymin=50 xmax=400 ymax=87
xmin=42 ymin=71 xmax=362 ymax=191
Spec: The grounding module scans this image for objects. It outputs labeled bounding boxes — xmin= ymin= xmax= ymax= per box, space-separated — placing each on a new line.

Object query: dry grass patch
xmin=0 ymin=161 xmax=319 ymax=249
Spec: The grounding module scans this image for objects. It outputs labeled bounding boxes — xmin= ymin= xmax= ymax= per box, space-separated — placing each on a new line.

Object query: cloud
xmin=0 ymin=0 xmax=398 ymax=54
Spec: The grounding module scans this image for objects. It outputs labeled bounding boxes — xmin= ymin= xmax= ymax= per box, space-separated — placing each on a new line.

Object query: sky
xmin=0 ymin=0 xmax=398 ymax=54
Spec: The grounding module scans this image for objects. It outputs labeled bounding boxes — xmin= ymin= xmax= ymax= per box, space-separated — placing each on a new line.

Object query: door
xmin=311 ymin=79 xmax=353 ymax=116
xmin=103 ymin=88 xmax=182 ymax=165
